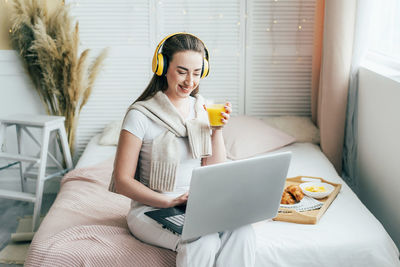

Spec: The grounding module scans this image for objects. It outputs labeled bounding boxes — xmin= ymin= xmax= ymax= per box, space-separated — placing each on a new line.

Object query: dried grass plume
xmin=9 ymin=0 xmax=108 ymax=157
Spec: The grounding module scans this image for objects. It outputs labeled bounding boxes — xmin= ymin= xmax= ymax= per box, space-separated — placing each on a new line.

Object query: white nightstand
xmin=0 ymin=114 xmax=73 ymax=231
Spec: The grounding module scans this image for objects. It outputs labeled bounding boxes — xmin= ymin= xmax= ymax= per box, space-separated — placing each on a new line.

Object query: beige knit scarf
xmin=109 ymin=91 xmax=211 ymax=193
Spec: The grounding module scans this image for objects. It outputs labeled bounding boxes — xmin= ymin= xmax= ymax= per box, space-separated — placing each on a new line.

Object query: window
xmin=366 ymin=0 xmax=400 ymax=70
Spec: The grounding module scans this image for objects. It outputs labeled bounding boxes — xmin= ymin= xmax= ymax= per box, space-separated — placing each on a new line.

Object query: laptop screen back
xmin=181 ymin=151 xmax=291 ymax=241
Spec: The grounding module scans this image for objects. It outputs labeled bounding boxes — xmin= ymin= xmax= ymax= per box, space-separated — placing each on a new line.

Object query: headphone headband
xmin=152 ymin=32 xmax=210 ymax=78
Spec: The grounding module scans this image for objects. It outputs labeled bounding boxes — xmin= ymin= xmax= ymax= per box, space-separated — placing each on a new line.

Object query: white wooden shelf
xmin=0 ymin=114 xmax=73 ymax=232
xmin=0 ymin=189 xmax=36 ymax=202
xmin=0 ymin=152 xmax=40 ymax=163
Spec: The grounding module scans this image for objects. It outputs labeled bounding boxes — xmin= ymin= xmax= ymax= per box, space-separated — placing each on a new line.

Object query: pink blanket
xmin=25 ymin=158 xmax=176 ymax=267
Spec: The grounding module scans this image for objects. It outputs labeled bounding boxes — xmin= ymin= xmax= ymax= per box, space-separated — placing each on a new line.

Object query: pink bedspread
xmin=25 ymin=158 xmax=176 ymax=267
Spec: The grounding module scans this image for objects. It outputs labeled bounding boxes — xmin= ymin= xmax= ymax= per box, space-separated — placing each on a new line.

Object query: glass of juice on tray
xmin=205 ymin=101 xmax=226 ymax=127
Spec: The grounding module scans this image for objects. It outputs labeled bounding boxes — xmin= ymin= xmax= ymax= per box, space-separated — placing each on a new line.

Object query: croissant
xmin=280 ymin=191 xmax=296 ymax=204
xmin=286 ymin=185 xmax=304 ymax=202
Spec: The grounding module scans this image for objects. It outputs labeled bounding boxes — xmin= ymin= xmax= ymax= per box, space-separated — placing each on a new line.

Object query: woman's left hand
xmin=220 ymin=102 xmax=232 ymax=126
xmin=211 ymin=102 xmax=232 ymax=130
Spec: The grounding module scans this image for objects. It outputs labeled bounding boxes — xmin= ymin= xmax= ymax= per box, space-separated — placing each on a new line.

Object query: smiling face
xmin=164 ymin=50 xmax=203 ymax=100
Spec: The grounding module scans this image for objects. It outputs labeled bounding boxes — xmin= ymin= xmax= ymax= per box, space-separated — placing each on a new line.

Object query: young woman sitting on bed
xmin=109 ymin=32 xmax=256 ymax=267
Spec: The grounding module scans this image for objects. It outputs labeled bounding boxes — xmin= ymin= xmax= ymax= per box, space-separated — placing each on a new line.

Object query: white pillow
xmin=222 ymin=116 xmax=296 ymax=160
xmin=259 ymin=116 xmax=320 ymax=144
xmin=98 ymin=116 xmax=320 ymax=146
xmin=98 ymin=119 xmax=123 ymax=146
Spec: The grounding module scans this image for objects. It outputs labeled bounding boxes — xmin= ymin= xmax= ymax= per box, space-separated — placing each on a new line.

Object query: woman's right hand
xmin=165 ymin=192 xmax=189 ymax=208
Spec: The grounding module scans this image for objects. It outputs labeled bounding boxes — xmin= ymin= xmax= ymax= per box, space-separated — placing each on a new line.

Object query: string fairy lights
xmin=270 ymin=0 xmax=278 ymax=64
xmin=296 ymin=0 xmax=304 ymax=62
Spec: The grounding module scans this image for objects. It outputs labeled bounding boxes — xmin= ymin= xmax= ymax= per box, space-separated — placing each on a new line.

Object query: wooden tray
xmin=273 ymin=176 xmax=341 ymax=224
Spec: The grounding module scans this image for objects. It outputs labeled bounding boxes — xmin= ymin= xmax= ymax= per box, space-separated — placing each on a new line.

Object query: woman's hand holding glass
xmin=205 ymin=102 xmax=232 ymax=130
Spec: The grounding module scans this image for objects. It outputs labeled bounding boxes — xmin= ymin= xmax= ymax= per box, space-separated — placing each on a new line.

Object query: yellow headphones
xmin=152 ymin=32 xmax=210 ymax=79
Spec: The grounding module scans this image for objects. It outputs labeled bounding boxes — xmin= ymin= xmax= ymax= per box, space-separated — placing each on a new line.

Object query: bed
xmin=25 ymin=116 xmax=400 ymax=267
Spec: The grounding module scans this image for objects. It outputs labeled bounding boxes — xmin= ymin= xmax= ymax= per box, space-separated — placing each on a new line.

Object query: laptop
xmin=145 ymin=151 xmax=291 ymax=241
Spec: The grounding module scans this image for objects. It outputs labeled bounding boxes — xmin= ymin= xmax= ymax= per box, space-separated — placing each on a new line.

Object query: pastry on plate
xmin=280 ymin=190 xmax=296 ymax=204
xmin=286 ymin=185 xmax=304 ymax=202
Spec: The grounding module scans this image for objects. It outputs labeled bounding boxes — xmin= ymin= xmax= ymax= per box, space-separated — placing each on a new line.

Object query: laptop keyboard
xmin=165 ymin=214 xmax=185 ymax=226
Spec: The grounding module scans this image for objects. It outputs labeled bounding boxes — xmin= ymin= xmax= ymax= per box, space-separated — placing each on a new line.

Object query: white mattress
xmin=76 ymin=134 xmax=400 ymax=267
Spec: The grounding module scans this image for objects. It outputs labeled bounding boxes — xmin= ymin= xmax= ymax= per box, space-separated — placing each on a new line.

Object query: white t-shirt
xmin=121 ymin=96 xmax=201 ymax=199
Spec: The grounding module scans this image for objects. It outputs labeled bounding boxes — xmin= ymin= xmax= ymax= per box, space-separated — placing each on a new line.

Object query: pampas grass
xmin=9 ymin=0 xmax=107 ymax=156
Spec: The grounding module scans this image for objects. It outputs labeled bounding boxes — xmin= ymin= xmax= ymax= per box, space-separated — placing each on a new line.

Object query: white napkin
xmin=279 ymin=196 xmax=323 ymax=212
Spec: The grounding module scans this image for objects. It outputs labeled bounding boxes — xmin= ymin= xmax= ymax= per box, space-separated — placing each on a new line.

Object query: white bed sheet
xmin=76 ymin=134 xmax=400 ymax=267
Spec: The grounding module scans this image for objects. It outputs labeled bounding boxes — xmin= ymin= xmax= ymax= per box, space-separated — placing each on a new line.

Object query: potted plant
xmin=9 ymin=0 xmax=108 ymax=156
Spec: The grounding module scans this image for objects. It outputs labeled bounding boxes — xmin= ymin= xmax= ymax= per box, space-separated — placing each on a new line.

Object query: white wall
xmin=0 ymin=50 xmax=46 ymax=154
xmin=0 ymin=51 xmax=44 ymax=116
xmin=0 ymin=50 xmax=60 ymax=193
xmin=0 ymin=50 xmax=69 ymax=157
xmin=357 ymin=66 xmax=400 ymax=250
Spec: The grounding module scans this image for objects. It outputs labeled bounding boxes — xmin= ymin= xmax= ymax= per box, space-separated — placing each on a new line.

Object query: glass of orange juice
xmin=205 ymin=103 xmax=226 ymax=127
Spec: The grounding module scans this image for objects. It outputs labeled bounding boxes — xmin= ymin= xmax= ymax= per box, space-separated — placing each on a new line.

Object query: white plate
xmin=299 ymin=182 xmax=334 ymax=199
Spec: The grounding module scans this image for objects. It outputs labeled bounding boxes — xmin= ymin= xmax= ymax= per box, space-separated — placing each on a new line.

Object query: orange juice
xmin=206 ymin=104 xmax=225 ymax=126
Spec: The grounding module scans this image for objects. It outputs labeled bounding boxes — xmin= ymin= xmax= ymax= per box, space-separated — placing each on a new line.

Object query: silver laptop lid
xmin=181 ymin=151 xmax=291 ymax=241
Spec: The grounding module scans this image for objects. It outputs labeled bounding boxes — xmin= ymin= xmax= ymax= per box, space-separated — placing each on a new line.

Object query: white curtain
xmin=368 ymin=0 xmax=400 ymax=61
xmin=342 ymin=0 xmax=373 ymax=192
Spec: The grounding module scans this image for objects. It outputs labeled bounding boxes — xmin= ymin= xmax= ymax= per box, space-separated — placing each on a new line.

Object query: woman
xmin=111 ymin=33 xmax=256 ymax=267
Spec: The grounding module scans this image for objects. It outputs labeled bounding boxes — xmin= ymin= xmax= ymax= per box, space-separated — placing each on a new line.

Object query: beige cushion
xmin=259 ymin=116 xmax=320 ymax=144
xmin=98 ymin=116 xmax=317 ymax=161
xmin=98 ymin=119 xmax=123 ymax=146
xmin=222 ymin=116 xmax=296 ymax=160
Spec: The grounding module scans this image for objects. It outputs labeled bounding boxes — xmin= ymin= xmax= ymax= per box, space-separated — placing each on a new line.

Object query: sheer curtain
xmin=368 ymin=0 xmax=400 ymax=62
xmin=342 ymin=0 xmax=373 ymax=192
xmin=342 ymin=0 xmax=400 ymax=191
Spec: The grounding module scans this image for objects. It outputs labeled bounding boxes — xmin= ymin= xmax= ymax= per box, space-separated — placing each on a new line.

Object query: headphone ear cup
xmin=155 ymin=53 xmax=164 ymax=76
xmin=161 ymin=54 xmax=168 ymax=76
xmin=152 ymin=54 xmax=158 ymax=74
xmin=201 ymin=58 xmax=209 ymax=79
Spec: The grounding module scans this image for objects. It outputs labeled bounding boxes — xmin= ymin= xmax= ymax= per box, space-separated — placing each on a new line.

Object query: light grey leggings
xmin=127 ymin=204 xmax=256 ymax=267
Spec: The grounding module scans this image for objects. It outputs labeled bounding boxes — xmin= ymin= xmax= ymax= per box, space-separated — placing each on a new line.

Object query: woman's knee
xmin=177 ymin=233 xmax=220 ymax=267
xmin=233 ymin=225 xmax=256 ymax=244
xmin=201 ymin=233 xmax=221 ymax=252
xmin=181 ymin=233 xmax=221 ymax=257
xmin=127 ymin=212 xmax=180 ymax=251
